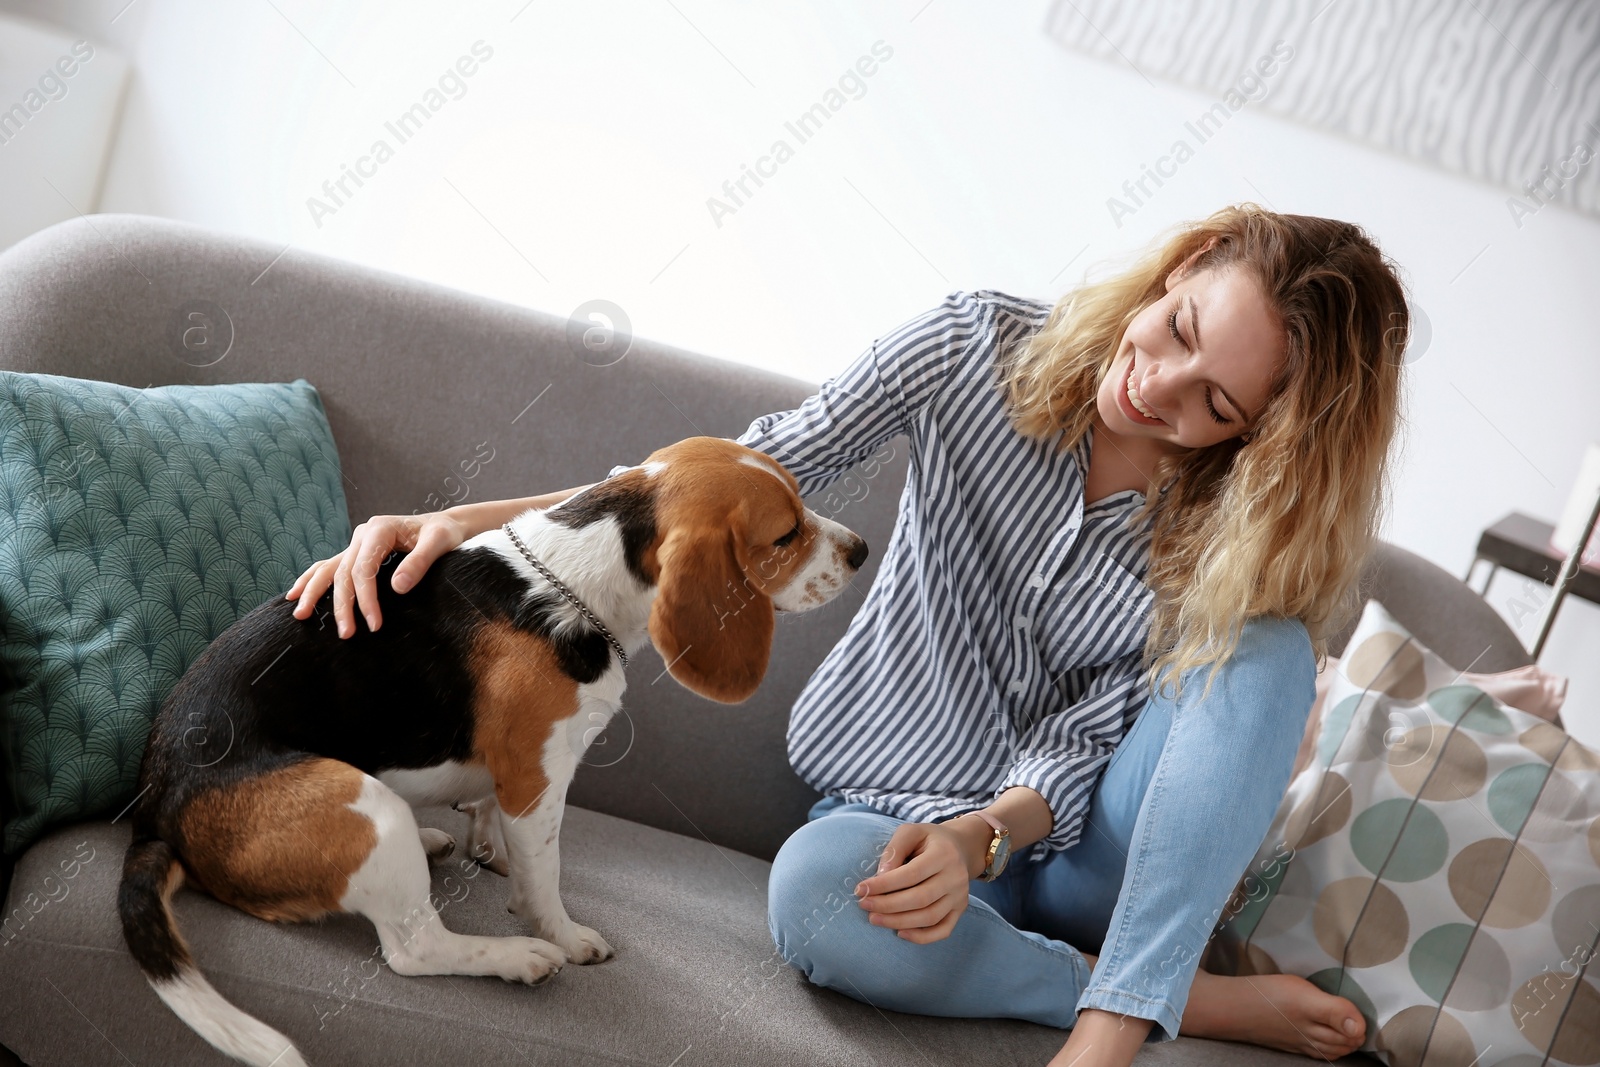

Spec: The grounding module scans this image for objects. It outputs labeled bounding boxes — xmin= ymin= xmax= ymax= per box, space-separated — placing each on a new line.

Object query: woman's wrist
xmin=444 ymin=485 xmax=593 ymax=538
xmin=949 ymin=813 xmax=998 ymax=880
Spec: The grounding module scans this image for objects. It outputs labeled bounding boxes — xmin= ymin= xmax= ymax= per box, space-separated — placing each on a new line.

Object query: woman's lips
xmin=1119 ymin=360 xmax=1165 ymax=425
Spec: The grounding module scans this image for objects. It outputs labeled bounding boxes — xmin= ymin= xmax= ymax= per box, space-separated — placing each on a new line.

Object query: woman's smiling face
xmin=1096 ymin=258 xmax=1286 ymax=453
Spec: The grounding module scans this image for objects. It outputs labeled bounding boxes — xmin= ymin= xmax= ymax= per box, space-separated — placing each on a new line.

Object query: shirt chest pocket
xmin=1035 ymin=552 xmax=1155 ymax=672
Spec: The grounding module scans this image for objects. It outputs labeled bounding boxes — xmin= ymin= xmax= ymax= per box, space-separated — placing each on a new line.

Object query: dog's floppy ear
xmin=648 ymin=514 xmax=774 ymax=704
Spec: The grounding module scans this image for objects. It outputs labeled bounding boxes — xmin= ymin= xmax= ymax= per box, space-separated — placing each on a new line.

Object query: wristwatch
xmin=960 ymin=810 xmax=1012 ymax=882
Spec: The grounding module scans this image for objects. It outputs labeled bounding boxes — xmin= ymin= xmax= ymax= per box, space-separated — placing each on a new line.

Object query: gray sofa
xmin=0 ymin=215 xmax=1534 ymax=1066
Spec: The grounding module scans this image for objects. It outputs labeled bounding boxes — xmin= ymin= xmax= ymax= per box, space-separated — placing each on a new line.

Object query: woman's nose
xmin=1136 ymin=362 xmax=1178 ymax=408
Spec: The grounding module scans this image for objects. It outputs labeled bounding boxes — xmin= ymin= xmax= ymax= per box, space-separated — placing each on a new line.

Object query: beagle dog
xmin=117 ymin=436 xmax=868 ymax=1067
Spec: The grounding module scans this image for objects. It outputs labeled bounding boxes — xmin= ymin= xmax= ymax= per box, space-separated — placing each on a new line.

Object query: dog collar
xmin=501 ymin=522 xmax=629 ymax=668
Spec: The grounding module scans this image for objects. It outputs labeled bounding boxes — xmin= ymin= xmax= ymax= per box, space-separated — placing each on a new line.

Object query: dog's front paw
xmin=418 ymin=828 xmax=456 ymax=863
xmin=492 ymin=937 xmax=566 ymax=985
xmin=548 ymin=922 xmax=615 ymax=965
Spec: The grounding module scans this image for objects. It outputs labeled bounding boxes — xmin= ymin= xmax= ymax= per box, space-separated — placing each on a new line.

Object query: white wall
xmin=0 ymin=12 xmax=129 ymax=246
xmin=6 ymin=0 xmax=1599 ymax=741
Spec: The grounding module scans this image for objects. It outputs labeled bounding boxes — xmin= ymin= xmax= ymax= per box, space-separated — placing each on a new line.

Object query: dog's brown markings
xmin=640 ymin=437 xmax=813 ymax=703
xmin=648 ymin=437 xmax=818 ymax=598
xmin=178 ymin=758 xmax=376 ymax=923
xmin=469 ymin=618 xmax=580 ymax=820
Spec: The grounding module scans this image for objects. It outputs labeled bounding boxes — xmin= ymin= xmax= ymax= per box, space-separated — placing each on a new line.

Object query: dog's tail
xmin=119 ymin=836 xmax=308 ymax=1067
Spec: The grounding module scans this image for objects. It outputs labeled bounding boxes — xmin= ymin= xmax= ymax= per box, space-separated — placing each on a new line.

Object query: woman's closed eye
xmin=1169 ymin=301 xmax=1232 ymax=425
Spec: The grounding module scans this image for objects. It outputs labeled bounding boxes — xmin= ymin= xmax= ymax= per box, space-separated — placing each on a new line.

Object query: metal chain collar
xmin=501 ymin=522 xmax=628 ymax=667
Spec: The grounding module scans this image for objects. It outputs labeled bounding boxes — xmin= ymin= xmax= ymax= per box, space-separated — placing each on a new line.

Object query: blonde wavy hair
xmin=998 ymin=203 xmax=1410 ymax=704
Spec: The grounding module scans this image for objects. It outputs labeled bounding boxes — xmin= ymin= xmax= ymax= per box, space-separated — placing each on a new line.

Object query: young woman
xmin=287 ymin=203 xmax=1407 ymax=1067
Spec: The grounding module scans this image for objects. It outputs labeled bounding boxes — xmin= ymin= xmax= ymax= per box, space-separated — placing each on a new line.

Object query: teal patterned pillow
xmin=0 ymin=373 xmax=352 ymax=853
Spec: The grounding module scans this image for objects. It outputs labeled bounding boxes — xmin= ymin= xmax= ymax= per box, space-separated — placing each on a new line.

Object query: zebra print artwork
xmin=1044 ymin=0 xmax=1600 ymax=223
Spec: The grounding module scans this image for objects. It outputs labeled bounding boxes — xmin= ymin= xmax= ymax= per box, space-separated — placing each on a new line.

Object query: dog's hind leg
xmin=340 ymin=775 xmax=566 ymax=983
xmin=184 ymin=758 xmax=564 ymax=984
xmin=458 ymin=797 xmax=509 ymax=876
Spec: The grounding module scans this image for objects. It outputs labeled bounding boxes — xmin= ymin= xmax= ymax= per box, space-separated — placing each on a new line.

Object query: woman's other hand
xmin=852 ymin=818 xmax=988 ymax=944
xmin=284 ymin=511 xmax=469 ymax=638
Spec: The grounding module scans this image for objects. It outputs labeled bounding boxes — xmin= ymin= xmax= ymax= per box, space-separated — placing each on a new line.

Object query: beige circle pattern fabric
xmin=1198 ymin=599 xmax=1600 ymax=1066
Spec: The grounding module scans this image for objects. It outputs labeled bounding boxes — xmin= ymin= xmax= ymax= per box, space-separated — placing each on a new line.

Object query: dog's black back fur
xmin=130 ymin=544 xmax=617 ymax=843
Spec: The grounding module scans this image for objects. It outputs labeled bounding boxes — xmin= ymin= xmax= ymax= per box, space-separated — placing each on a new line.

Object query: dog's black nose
xmin=845 ymin=536 xmax=869 ymax=570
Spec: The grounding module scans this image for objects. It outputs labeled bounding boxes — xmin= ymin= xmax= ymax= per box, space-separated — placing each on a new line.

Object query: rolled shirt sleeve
xmin=999 ymin=650 xmax=1151 ymax=857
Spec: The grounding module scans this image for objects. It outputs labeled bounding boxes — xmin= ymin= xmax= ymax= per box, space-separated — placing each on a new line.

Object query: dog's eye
xmin=773 ymin=521 xmax=802 ymax=548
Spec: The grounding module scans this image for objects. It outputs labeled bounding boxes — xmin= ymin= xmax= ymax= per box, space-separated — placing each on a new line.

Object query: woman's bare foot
xmin=1048 ymin=1007 xmax=1153 ymax=1067
xmin=1181 ymin=968 xmax=1367 ymax=1060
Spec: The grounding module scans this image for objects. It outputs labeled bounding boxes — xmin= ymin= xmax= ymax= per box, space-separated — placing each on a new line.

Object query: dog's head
xmin=615 ymin=436 xmax=867 ymax=704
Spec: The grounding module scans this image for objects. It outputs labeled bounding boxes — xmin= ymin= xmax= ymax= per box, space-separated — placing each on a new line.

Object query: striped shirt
xmin=628 ymin=290 xmax=1164 ymax=862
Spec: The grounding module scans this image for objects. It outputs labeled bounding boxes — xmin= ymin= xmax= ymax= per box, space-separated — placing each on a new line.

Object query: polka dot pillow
xmin=1201 ymin=599 xmax=1600 ymax=1067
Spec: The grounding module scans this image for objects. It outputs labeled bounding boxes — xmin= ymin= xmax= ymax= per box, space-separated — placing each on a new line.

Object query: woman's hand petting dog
xmin=285 ymin=511 xmax=470 ymax=638
xmin=852 ymin=821 xmax=984 ymax=944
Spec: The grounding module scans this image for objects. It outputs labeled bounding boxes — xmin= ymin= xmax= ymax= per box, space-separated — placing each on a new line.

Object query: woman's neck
xmin=1084 ymin=416 xmax=1172 ymax=504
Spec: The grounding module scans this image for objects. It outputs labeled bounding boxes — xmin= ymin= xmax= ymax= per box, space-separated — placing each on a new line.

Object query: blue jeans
xmin=766 ymin=614 xmax=1315 ymax=1044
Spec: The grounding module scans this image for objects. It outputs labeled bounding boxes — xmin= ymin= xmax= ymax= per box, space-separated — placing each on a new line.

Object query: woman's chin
xmin=1095 ymin=395 xmax=1143 ymax=437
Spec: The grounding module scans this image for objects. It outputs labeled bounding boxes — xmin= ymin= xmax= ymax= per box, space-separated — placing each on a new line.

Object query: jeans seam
xmin=944 ymin=894 xmax=1092 ymax=975
xmin=1094 ymin=698 xmax=1171 ymax=990
xmin=1078 ymin=988 xmax=1165 ymax=1008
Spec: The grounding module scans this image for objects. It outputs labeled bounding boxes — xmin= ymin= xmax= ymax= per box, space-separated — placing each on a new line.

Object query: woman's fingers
xmin=285 ymin=515 xmax=450 ymax=638
xmin=896 ymin=908 xmax=962 ymax=944
xmin=860 ymin=822 xmax=930 ymax=884
xmin=881 ymin=821 xmax=929 ymax=867
xmin=391 ymin=520 xmax=454 ymax=596
xmin=859 ymin=847 xmax=937 ymax=896
xmin=851 ymin=821 xmax=971 ymax=943
xmin=349 ymin=533 xmax=391 ymax=635
xmin=285 ymin=566 xmax=310 ymax=601
xmin=331 ymin=536 xmax=362 ymax=638
xmin=857 ymin=878 xmax=943 ymax=915
xmin=290 ymin=558 xmax=336 ymax=619
xmin=287 ymin=561 xmax=317 ymax=614
xmin=868 ymin=898 xmax=954 ymax=931
xmin=329 ymin=522 xmax=382 ymax=638
xmin=337 ymin=523 xmax=397 ymax=637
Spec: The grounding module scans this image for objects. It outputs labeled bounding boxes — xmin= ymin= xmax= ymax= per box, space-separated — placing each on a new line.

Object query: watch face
xmin=990 ymin=833 xmax=1012 ymax=876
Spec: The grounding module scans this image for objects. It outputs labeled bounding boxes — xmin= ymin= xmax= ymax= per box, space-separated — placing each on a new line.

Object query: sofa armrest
xmin=1327 ymin=541 xmax=1532 ymax=674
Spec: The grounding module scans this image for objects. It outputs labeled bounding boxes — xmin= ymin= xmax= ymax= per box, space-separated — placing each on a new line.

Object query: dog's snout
xmin=845 ymin=536 xmax=868 ymax=570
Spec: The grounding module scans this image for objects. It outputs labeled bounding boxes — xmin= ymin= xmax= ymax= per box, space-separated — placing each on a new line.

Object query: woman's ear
xmin=647 ymin=521 xmax=774 ymax=704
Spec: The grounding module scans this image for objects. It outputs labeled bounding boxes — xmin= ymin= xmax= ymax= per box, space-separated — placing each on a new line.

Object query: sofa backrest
xmin=0 ymin=215 xmax=1532 ymax=862
xmin=0 ymin=215 xmax=915 ymax=861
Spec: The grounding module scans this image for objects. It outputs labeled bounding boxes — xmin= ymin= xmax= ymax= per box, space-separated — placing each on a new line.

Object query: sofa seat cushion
xmin=0 ymin=805 xmax=1375 ymax=1066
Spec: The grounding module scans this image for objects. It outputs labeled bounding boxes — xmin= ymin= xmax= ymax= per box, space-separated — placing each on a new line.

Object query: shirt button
xmin=1014 ymin=614 xmax=1030 ymax=630
xmin=1008 ymin=680 xmax=1024 ymax=695
xmin=1030 ymin=574 xmax=1046 ymax=589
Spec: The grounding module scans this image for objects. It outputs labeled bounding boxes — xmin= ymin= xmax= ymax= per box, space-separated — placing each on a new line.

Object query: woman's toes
xmin=1305 ymin=1022 xmax=1356 ymax=1055
xmin=1326 ymin=1005 xmax=1365 ymax=1044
